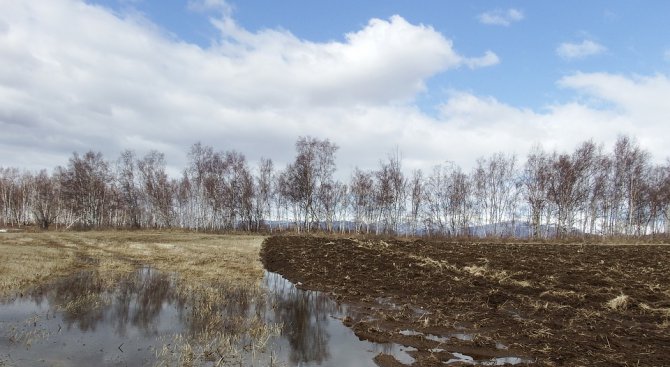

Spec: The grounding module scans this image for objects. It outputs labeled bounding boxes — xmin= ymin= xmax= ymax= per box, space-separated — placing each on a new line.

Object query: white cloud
xmin=187 ymin=0 xmax=232 ymax=15
xmin=0 ymin=0 xmax=498 ymax=173
xmin=478 ymin=9 xmax=524 ymax=26
xmin=558 ymin=73 xmax=670 ymax=129
xmin=463 ymin=50 xmax=500 ymax=69
xmin=556 ymin=39 xmax=606 ymax=60
xmin=0 ymin=0 xmax=668 ymax=178
xmin=430 ymin=73 xmax=670 ymax=167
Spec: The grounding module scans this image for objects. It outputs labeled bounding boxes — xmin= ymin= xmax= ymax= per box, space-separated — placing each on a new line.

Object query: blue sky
xmin=90 ymin=0 xmax=670 ymax=110
xmin=1 ymin=0 xmax=669 ymax=174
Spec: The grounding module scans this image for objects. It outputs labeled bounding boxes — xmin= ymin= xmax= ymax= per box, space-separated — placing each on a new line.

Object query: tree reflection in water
xmin=265 ymin=272 xmax=339 ymax=365
xmin=1 ymin=267 xmax=408 ymax=366
xmin=116 ymin=267 xmax=175 ymax=336
xmin=25 ymin=267 xmax=178 ymax=336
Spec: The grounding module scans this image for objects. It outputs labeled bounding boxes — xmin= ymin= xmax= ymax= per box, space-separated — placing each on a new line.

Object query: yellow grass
xmin=606 ymin=294 xmax=631 ymax=311
xmin=0 ymin=230 xmax=278 ymax=366
xmin=0 ymin=231 xmax=266 ymax=298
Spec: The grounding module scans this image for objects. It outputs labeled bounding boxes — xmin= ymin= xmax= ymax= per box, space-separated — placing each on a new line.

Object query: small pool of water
xmin=263 ymin=271 xmax=416 ymax=366
xmin=0 ymin=267 xmax=184 ymax=366
xmin=446 ymin=352 xmax=533 ymax=366
xmin=0 ymin=268 xmax=415 ymax=366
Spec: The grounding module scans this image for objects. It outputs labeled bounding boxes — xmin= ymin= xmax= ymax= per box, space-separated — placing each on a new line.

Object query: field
xmin=0 ymin=231 xmax=278 ymax=366
xmin=262 ymin=236 xmax=670 ymax=366
xmin=3 ymin=232 xmax=669 ymax=366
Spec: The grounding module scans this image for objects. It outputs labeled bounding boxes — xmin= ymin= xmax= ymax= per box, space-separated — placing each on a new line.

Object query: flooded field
xmin=0 ymin=232 xmax=421 ymax=366
xmin=1 ymin=267 xmax=190 ymax=366
xmin=0 ymin=232 xmax=274 ymax=366
xmin=0 ymin=267 xmax=416 ymax=366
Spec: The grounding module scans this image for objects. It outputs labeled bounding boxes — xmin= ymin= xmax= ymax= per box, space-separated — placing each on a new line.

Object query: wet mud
xmin=261 ymin=236 xmax=670 ymax=366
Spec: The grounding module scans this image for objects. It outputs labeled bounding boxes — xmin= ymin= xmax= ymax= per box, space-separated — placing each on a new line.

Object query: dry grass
xmin=540 ymin=289 xmax=586 ymax=301
xmin=0 ymin=231 xmax=266 ymax=298
xmin=0 ymin=230 xmax=279 ymax=366
xmin=463 ymin=264 xmax=532 ymax=288
xmin=61 ymin=291 xmax=111 ymax=315
xmin=639 ymin=303 xmax=670 ymax=317
xmin=0 ymin=235 xmax=79 ymax=297
xmin=606 ymin=294 xmax=631 ymax=311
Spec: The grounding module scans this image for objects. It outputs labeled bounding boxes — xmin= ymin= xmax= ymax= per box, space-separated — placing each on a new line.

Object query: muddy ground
xmin=261 ymin=236 xmax=670 ymax=366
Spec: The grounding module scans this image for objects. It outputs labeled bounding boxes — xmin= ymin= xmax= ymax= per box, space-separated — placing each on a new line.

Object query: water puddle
xmin=264 ymin=271 xmax=416 ymax=366
xmin=0 ymin=267 xmax=196 ymax=366
xmin=398 ymin=329 xmax=531 ymax=365
xmin=399 ymin=329 xmax=474 ymax=343
xmin=445 ymin=352 xmax=533 ymax=365
xmin=0 ymin=268 xmax=415 ymax=366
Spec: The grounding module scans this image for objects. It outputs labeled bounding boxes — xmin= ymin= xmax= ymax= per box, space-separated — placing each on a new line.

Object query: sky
xmin=1 ymin=0 xmax=670 ymax=177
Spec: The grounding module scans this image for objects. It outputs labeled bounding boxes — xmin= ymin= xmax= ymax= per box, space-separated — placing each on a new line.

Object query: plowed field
xmin=261 ymin=236 xmax=670 ymax=366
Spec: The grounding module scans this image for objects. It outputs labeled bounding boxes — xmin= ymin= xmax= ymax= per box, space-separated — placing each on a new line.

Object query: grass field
xmin=0 ymin=231 xmax=266 ymax=297
xmin=0 ymin=231 xmax=278 ymax=366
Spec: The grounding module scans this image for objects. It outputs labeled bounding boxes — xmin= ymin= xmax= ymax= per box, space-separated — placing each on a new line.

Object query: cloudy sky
xmin=1 ymin=0 xmax=670 ymax=176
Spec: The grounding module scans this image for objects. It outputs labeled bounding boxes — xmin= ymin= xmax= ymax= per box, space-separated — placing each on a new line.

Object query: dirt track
xmin=261 ymin=236 xmax=670 ymax=366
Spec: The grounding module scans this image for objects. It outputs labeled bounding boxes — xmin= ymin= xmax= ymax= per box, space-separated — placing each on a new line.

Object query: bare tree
xmin=611 ymin=136 xmax=650 ymax=235
xmin=522 ymin=145 xmax=551 ymax=238
xmin=424 ymin=163 xmax=473 ymax=237
xmin=274 ymin=169 xmax=292 ymax=231
xmin=60 ymin=151 xmax=111 ymax=228
xmin=0 ymin=168 xmax=31 ymax=226
xmin=473 ymin=153 xmax=518 ymax=236
xmin=587 ymin=150 xmax=611 ymax=235
xmin=661 ymin=160 xmax=670 ymax=234
xmin=116 ymin=150 xmax=143 ymax=228
xmin=186 ymin=142 xmax=216 ymax=230
xmin=408 ymin=169 xmax=424 ymax=236
xmin=547 ymin=153 xmax=578 ymax=238
xmin=448 ymin=167 xmax=473 ymax=236
xmin=642 ymin=164 xmax=669 ymax=235
xmin=139 ymin=151 xmax=174 ymax=228
xmin=174 ymin=171 xmax=193 ymax=229
xmin=333 ymin=182 xmax=350 ymax=233
xmin=254 ymin=157 xmax=274 ymax=231
xmin=350 ymin=168 xmax=374 ymax=234
xmin=285 ymin=136 xmax=338 ymax=231
xmin=374 ymin=150 xmax=406 ymax=234
xmin=424 ymin=164 xmax=449 ymax=234
xmin=238 ymin=164 xmax=255 ymax=231
xmin=1 ymin=134 xmax=668 ymax=238
xmin=31 ymin=170 xmax=61 ymax=229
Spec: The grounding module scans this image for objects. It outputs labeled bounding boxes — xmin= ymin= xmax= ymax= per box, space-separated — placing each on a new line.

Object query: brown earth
xmin=261 ymin=236 xmax=670 ymax=366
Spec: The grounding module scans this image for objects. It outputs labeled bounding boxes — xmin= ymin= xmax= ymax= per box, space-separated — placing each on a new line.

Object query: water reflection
xmin=20 ymin=267 xmax=179 ymax=337
xmin=263 ymin=271 xmax=416 ymax=367
xmin=0 ymin=268 xmax=413 ymax=366
xmin=266 ymin=272 xmax=334 ymax=364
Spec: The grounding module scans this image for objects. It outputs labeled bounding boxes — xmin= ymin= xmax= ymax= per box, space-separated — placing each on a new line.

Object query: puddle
xmin=399 ymin=329 xmax=474 ymax=343
xmin=375 ymin=296 xmax=427 ymax=316
xmin=264 ymin=271 xmax=416 ymax=366
xmin=0 ymin=268 xmax=416 ymax=366
xmin=496 ymin=342 xmax=509 ymax=350
xmin=445 ymin=352 xmax=533 ymax=365
xmin=398 ymin=330 xmax=531 ymax=365
xmin=0 ymin=267 xmax=186 ymax=366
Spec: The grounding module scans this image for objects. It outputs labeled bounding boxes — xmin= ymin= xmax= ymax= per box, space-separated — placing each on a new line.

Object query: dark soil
xmin=261 ymin=236 xmax=670 ymax=366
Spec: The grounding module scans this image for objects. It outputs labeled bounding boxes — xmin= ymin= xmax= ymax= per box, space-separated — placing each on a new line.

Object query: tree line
xmin=1 ymin=135 xmax=668 ymax=238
